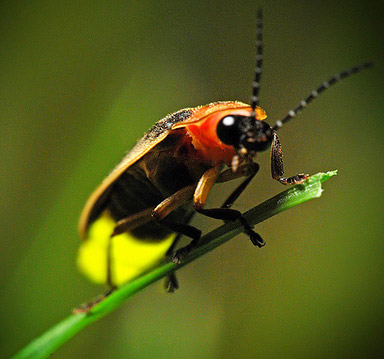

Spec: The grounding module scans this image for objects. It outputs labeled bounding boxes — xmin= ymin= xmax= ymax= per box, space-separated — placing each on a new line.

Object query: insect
xmin=77 ymin=9 xmax=372 ymax=293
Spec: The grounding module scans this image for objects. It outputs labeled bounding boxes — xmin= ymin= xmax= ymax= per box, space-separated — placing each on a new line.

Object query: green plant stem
xmin=12 ymin=171 xmax=337 ymax=359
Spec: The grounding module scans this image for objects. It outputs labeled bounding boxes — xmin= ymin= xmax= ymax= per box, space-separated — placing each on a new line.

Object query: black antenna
xmin=272 ymin=62 xmax=373 ymax=131
xmin=250 ymin=8 xmax=263 ymax=118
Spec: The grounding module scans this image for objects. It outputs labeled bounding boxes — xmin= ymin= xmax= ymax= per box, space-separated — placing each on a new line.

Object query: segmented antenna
xmin=250 ymin=8 xmax=263 ymax=117
xmin=272 ymin=62 xmax=373 ymax=131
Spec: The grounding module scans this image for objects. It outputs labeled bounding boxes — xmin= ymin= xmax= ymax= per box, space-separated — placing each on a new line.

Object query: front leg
xmin=271 ymin=131 xmax=309 ymax=185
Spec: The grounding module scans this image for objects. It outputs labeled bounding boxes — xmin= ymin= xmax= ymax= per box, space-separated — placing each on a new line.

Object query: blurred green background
xmin=1 ymin=1 xmax=383 ymax=358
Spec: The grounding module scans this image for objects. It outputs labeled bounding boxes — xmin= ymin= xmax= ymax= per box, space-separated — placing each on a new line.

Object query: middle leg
xmin=194 ymin=162 xmax=264 ymax=247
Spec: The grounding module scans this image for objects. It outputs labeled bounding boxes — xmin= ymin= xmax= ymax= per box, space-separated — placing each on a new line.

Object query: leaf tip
xmin=319 ymin=169 xmax=338 ymax=183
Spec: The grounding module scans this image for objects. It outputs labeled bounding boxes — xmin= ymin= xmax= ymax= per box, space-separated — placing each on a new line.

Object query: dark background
xmin=1 ymin=1 xmax=383 ymax=358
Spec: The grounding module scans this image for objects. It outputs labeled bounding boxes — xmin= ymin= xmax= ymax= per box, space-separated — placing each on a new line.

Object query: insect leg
xmin=219 ymin=162 xmax=259 ymax=209
xmin=152 ymin=184 xmax=195 ymax=220
xmin=219 ymin=163 xmax=265 ymax=247
xmin=168 ymin=166 xmax=221 ymax=262
xmin=164 ymin=233 xmax=183 ymax=292
xmin=151 ymin=184 xmax=201 ymax=245
xmin=164 ymin=272 xmax=179 ymax=293
xmin=73 ymin=287 xmax=115 ymax=314
xmin=216 ymin=162 xmax=258 ymax=183
xmin=271 ymin=131 xmax=309 ymax=185
xmin=112 ymin=207 xmax=154 ymax=236
xmin=111 ymin=184 xmax=201 ymax=268
xmin=194 ymin=165 xmax=265 ymax=248
xmin=111 ymin=184 xmax=196 ymax=236
xmin=106 ymin=234 xmax=117 ymax=288
xmin=154 ymin=195 xmax=202 ymax=264
xmin=163 ymin=212 xmax=196 ymax=292
xmin=110 ymin=184 xmax=200 ymax=290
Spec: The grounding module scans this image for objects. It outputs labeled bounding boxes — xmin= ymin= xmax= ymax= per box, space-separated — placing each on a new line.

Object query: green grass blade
xmin=12 ymin=170 xmax=337 ymax=359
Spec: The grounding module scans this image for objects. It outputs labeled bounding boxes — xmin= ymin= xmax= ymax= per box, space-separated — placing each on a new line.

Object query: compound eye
xmin=216 ymin=115 xmax=238 ymax=145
